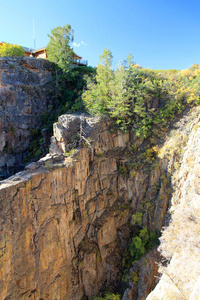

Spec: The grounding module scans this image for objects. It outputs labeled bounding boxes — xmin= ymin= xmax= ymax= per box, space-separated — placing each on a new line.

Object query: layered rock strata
xmin=0 ymin=115 xmax=171 ymax=299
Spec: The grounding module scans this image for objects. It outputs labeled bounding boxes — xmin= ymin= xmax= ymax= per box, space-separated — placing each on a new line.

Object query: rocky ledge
xmin=0 ymin=114 xmax=172 ymax=299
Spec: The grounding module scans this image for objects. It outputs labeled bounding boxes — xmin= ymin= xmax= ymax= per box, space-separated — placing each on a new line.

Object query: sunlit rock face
xmin=0 ymin=116 xmax=171 ymax=300
xmin=147 ymin=116 xmax=200 ymax=300
xmin=0 ymin=57 xmax=54 ymax=178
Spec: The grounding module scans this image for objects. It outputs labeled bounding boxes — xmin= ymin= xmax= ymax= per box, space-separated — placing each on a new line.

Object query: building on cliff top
xmin=0 ymin=41 xmax=88 ymax=66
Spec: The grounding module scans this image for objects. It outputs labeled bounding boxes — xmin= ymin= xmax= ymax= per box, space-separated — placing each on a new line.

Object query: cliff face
xmin=0 ymin=116 xmax=171 ymax=300
xmin=0 ymin=57 xmax=54 ymax=179
xmin=147 ymin=113 xmax=200 ymax=300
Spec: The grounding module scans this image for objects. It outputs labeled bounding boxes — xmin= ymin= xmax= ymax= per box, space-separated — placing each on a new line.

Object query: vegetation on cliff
xmin=46 ymin=24 xmax=74 ymax=71
xmin=0 ymin=43 xmax=25 ymax=57
xmin=40 ymin=64 xmax=96 ymax=130
xmin=2 ymin=35 xmax=199 ymax=297
xmin=145 ymin=106 xmax=200 ymax=299
xmin=45 ymin=30 xmax=200 ymax=144
xmin=83 ymin=49 xmax=200 ymax=140
xmin=42 ymin=47 xmax=200 ymax=299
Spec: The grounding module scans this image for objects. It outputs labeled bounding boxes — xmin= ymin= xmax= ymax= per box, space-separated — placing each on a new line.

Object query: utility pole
xmin=33 ymin=18 xmax=36 ymax=49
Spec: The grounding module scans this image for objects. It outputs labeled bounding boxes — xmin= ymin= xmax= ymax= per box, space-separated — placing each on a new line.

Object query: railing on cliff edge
xmin=74 ymin=59 xmax=88 ymax=66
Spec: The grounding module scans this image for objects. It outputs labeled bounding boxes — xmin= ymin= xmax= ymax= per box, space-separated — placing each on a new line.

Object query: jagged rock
xmin=50 ymin=114 xmax=100 ymax=154
xmin=53 ymin=122 xmax=70 ymax=142
xmin=0 ymin=131 xmax=6 ymax=152
xmin=37 ymin=153 xmax=52 ymax=164
xmin=41 ymin=128 xmax=51 ymax=146
xmin=0 ymin=57 xmax=54 ymax=178
xmin=25 ymin=162 xmax=37 ymax=171
xmin=0 ymin=119 xmax=172 ymax=300
xmin=49 ymin=136 xmax=64 ymax=155
xmin=122 ymin=288 xmax=134 ymax=300
xmin=147 ymin=116 xmax=200 ymax=299
xmin=122 ymin=247 xmax=161 ymax=300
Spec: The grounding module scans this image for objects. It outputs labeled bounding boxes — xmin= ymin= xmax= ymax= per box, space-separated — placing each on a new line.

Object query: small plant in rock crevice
xmin=129 ymin=227 xmax=160 ymax=262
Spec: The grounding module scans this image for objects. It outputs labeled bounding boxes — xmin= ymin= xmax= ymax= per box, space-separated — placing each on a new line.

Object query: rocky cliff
xmin=0 ymin=113 xmax=173 ymax=300
xmin=0 ymin=57 xmax=54 ymax=179
xmin=147 ymin=110 xmax=200 ymax=300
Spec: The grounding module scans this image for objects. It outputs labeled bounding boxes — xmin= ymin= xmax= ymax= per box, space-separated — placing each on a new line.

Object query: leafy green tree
xmin=83 ymin=48 xmax=113 ymax=115
xmin=46 ymin=24 xmax=74 ymax=71
xmin=84 ymin=50 xmax=200 ymax=139
xmin=108 ymin=63 xmax=130 ymax=129
xmin=124 ymin=53 xmax=135 ymax=69
xmin=0 ymin=43 xmax=25 ymax=57
xmin=129 ymin=227 xmax=159 ymax=261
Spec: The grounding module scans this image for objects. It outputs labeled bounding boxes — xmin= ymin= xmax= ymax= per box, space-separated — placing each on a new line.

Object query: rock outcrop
xmin=146 ymin=114 xmax=200 ymax=300
xmin=49 ymin=114 xmax=100 ymax=155
xmin=0 ymin=115 xmax=172 ymax=300
xmin=0 ymin=57 xmax=54 ymax=179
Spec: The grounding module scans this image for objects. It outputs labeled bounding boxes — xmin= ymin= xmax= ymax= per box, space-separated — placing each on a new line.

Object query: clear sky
xmin=0 ymin=0 xmax=200 ymax=70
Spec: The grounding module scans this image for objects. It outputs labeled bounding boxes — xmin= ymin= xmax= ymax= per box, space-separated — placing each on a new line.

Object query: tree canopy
xmin=83 ymin=48 xmax=200 ymax=139
xmin=0 ymin=43 xmax=25 ymax=57
xmin=83 ymin=48 xmax=113 ymax=115
xmin=46 ymin=24 xmax=74 ymax=71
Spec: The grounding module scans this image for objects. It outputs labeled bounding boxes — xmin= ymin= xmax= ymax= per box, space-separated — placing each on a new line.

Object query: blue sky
xmin=0 ymin=0 xmax=200 ymax=70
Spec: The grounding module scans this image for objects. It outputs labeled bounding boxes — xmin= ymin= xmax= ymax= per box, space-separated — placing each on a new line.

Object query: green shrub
xmin=118 ymin=165 xmax=129 ymax=176
xmin=132 ymin=212 xmax=143 ymax=226
xmin=0 ymin=43 xmax=25 ymax=57
xmin=94 ymin=292 xmax=121 ymax=300
xmin=130 ymin=269 xmax=139 ymax=284
xmin=83 ymin=49 xmax=200 ymax=140
xmin=129 ymin=227 xmax=160 ymax=262
xmin=65 ymin=148 xmax=76 ymax=157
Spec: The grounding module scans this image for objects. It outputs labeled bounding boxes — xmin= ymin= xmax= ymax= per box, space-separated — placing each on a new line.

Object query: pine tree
xmin=46 ymin=24 xmax=74 ymax=71
xmin=83 ymin=48 xmax=113 ymax=115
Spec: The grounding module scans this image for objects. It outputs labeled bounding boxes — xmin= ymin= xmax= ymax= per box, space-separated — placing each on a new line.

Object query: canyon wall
xmin=0 ymin=116 xmax=172 ymax=300
xmin=0 ymin=57 xmax=54 ymax=179
xmin=1 ymin=57 xmax=200 ymax=300
xmin=147 ymin=113 xmax=200 ymax=300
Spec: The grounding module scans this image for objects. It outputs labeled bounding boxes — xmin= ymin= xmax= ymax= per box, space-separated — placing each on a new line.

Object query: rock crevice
xmin=0 ymin=114 xmax=173 ymax=299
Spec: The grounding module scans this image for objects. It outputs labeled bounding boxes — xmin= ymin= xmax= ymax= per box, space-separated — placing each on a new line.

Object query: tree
xmin=108 ymin=63 xmax=129 ymax=126
xmin=126 ymin=53 xmax=135 ymax=68
xmin=0 ymin=43 xmax=25 ymax=57
xmin=46 ymin=24 xmax=74 ymax=71
xmin=83 ymin=48 xmax=113 ymax=115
